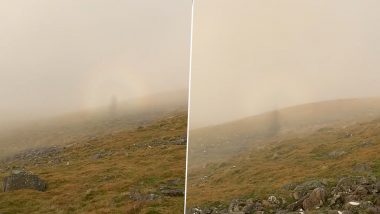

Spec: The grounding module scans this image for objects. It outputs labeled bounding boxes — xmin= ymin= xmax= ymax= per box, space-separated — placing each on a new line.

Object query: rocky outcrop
xmin=3 ymin=146 xmax=64 ymax=166
xmin=292 ymin=180 xmax=325 ymax=200
xmin=160 ymin=189 xmax=184 ymax=197
xmin=126 ymin=134 xmax=187 ymax=151
xmin=126 ymin=178 xmax=184 ymax=202
xmin=2 ymin=170 xmax=47 ymax=192
xmin=160 ymin=178 xmax=184 ymax=197
xmin=190 ymin=176 xmax=380 ymax=214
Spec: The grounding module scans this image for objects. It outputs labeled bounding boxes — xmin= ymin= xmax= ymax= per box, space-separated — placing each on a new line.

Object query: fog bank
xmin=0 ymin=0 xmax=192 ymax=126
xmin=190 ymin=0 xmax=380 ymax=129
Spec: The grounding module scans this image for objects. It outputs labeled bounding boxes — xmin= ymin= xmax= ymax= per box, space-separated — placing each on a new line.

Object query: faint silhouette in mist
xmin=109 ymin=95 xmax=118 ymax=117
xmin=266 ymin=108 xmax=281 ymax=137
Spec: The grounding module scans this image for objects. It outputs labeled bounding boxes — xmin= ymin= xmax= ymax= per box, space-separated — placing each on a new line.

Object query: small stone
xmin=349 ymin=202 xmax=360 ymax=206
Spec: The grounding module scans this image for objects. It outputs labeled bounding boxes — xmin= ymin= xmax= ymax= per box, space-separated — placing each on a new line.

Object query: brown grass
xmin=0 ymin=111 xmax=187 ymax=214
xmin=187 ymin=118 xmax=380 ymax=208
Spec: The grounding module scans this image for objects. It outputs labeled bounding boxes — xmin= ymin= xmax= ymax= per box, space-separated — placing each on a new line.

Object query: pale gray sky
xmin=0 ymin=0 xmax=192 ymax=124
xmin=190 ymin=0 xmax=380 ymax=129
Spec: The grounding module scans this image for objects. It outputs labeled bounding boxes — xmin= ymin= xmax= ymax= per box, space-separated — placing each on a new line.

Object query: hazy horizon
xmin=189 ymin=0 xmax=380 ymax=129
xmin=0 ymin=0 xmax=192 ymax=126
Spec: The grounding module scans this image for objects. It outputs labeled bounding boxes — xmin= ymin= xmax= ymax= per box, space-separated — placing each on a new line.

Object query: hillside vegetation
xmin=0 ymin=110 xmax=187 ymax=213
xmin=187 ymin=98 xmax=380 ymax=213
xmin=0 ymin=90 xmax=188 ymax=159
xmin=188 ymin=98 xmax=380 ymax=169
xmin=0 ymin=91 xmax=188 ymax=214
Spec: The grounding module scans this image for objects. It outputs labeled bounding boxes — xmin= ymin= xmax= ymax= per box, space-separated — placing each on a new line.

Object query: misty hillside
xmin=0 ymin=90 xmax=187 ymax=159
xmin=187 ymin=98 xmax=380 ymax=213
xmin=187 ymin=114 xmax=380 ymax=212
xmin=188 ymin=97 xmax=380 ymax=168
xmin=0 ymin=107 xmax=187 ymax=213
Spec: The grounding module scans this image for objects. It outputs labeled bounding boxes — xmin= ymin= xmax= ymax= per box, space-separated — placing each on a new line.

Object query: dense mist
xmin=0 ymin=0 xmax=191 ymax=127
xmin=190 ymin=0 xmax=380 ymax=129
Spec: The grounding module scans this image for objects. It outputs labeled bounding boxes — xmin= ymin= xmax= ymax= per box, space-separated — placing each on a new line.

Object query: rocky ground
xmin=189 ymin=175 xmax=380 ymax=214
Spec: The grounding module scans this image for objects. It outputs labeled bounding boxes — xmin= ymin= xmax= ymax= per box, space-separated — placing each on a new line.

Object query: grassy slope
xmin=0 ymin=111 xmax=187 ymax=214
xmin=187 ymin=99 xmax=380 ymax=208
xmin=188 ymin=97 xmax=380 ymax=169
xmin=0 ymin=90 xmax=188 ymax=159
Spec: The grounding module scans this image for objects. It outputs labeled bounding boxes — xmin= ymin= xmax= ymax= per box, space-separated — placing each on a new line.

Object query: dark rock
xmin=229 ymin=199 xmax=248 ymax=212
xmin=4 ymin=146 xmax=63 ymax=166
xmin=329 ymin=193 xmax=344 ymax=208
xmin=343 ymin=201 xmax=361 ymax=213
xmin=343 ymin=194 xmax=359 ymax=203
xmin=267 ymin=195 xmax=281 ymax=205
xmin=353 ymin=185 xmax=368 ymax=196
xmin=228 ymin=199 xmax=263 ymax=213
xmin=302 ymin=187 xmax=327 ymax=210
xmin=170 ymin=136 xmax=187 ymax=145
xmin=367 ymin=206 xmax=380 ymax=214
xmin=189 ymin=207 xmax=203 ymax=214
xmin=375 ymin=196 xmax=380 ymax=206
xmin=360 ymin=201 xmax=375 ymax=210
xmin=2 ymin=170 xmax=47 ymax=192
xmin=160 ymin=189 xmax=184 ymax=197
xmin=191 ymin=176 xmax=380 ymax=214
xmin=91 ymin=149 xmax=113 ymax=160
xmin=287 ymin=194 xmax=310 ymax=211
xmin=333 ymin=176 xmax=369 ymax=194
xmin=293 ymin=180 xmax=324 ymax=200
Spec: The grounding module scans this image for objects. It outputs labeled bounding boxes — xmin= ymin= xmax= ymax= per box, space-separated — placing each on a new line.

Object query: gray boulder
xmin=2 ymin=170 xmax=47 ymax=192
xmin=302 ymin=187 xmax=327 ymax=210
xmin=293 ymin=180 xmax=325 ymax=200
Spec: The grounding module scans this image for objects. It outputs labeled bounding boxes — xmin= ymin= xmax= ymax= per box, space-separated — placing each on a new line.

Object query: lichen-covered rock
xmin=302 ymin=187 xmax=327 ymax=210
xmin=160 ymin=189 xmax=184 ymax=197
xmin=293 ymin=180 xmax=325 ymax=200
xmin=2 ymin=170 xmax=47 ymax=192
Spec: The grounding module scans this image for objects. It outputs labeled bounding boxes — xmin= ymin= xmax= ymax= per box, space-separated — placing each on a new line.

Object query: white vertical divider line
xmin=184 ymin=0 xmax=195 ymax=213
